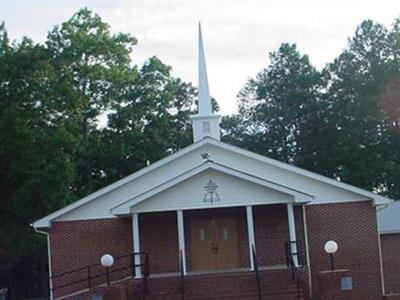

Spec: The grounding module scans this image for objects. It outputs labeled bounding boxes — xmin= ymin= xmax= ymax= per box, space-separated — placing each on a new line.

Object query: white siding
xmin=56 ymin=142 xmax=367 ymax=222
xmin=131 ymin=169 xmax=293 ymax=213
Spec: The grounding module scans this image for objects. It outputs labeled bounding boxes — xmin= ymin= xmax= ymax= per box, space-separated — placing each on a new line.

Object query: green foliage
xmin=322 ymin=19 xmax=400 ymax=197
xmin=224 ymin=43 xmax=324 ymax=166
xmin=225 ymin=19 xmax=400 ymax=199
xmin=0 ymin=34 xmax=76 ymax=256
xmin=96 ymin=56 xmax=195 ymax=185
xmin=0 ymin=9 xmax=195 ymax=259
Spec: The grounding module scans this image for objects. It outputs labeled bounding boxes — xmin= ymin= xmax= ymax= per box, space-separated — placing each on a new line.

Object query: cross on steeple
xmin=191 ymin=23 xmax=221 ymax=143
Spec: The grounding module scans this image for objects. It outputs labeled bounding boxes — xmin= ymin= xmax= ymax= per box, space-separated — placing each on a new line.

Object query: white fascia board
xmin=206 ymin=139 xmax=394 ymax=206
xmin=111 ymin=161 xmax=314 ymax=215
xmin=131 ymin=201 xmax=289 ymax=214
xmin=210 ymin=163 xmax=313 ymax=203
xmin=33 ymin=136 xmax=392 ymax=228
xmin=32 ymin=139 xmax=210 ymax=229
xmin=380 ymin=230 xmax=400 ymax=235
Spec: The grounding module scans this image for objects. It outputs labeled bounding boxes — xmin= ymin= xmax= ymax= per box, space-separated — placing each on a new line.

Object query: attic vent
xmin=202 ymin=121 xmax=210 ymax=133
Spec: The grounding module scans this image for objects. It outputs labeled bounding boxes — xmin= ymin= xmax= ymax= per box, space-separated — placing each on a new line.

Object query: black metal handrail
xmin=285 ymin=241 xmax=302 ymax=299
xmin=50 ymin=252 xmax=149 ymax=295
xmin=178 ymin=250 xmax=185 ymax=300
xmin=140 ymin=253 xmax=150 ymax=300
xmin=251 ymin=244 xmax=262 ymax=300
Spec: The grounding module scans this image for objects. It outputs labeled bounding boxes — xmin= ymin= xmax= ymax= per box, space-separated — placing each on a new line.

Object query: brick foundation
xmin=316 ymin=269 xmax=353 ymax=299
xmin=381 ymin=233 xmax=400 ymax=294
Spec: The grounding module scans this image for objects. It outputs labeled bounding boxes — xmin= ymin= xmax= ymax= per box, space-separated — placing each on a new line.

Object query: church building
xmin=33 ymin=25 xmax=394 ymax=300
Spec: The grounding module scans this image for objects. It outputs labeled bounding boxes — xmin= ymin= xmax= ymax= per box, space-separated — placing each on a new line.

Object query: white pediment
xmin=124 ymin=169 xmax=305 ymax=214
xmin=130 ymin=169 xmax=294 ymax=213
xmin=111 ymin=161 xmax=313 ymax=215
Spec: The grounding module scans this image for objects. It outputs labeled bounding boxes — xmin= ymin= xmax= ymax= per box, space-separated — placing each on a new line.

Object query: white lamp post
xmin=100 ymin=254 xmax=114 ymax=286
xmin=324 ymin=240 xmax=338 ymax=271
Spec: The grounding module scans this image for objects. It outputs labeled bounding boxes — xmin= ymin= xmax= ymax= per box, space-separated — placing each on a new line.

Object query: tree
xmin=0 ymin=32 xmax=76 ymax=257
xmin=45 ymin=8 xmax=138 ymax=196
xmin=97 ymin=56 xmax=196 ymax=185
xmin=225 ymin=43 xmax=324 ymax=168
xmin=324 ymin=19 xmax=400 ymax=197
xmin=224 ymin=19 xmax=400 ymax=199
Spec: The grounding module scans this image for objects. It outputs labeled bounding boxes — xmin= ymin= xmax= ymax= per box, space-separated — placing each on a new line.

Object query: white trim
xmin=49 ymin=216 xmax=118 ymax=223
xmin=112 ymin=161 xmax=312 ymax=215
xmin=287 ymin=203 xmax=298 ymax=267
xmin=33 ymin=139 xmax=210 ymax=228
xmin=246 ymin=206 xmax=256 ymax=271
xmin=33 ymin=137 xmax=393 ymax=228
xmin=205 ymin=139 xmax=392 ymax=206
xmin=47 ymin=233 xmax=54 ymax=300
xmin=305 ymin=198 xmax=370 ymax=205
xmin=177 ymin=210 xmax=187 ymax=275
xmin=380 ymin=230 xmax=400 ymax=235
xmin=130 ymin=202 xmax=290 ymax=214
xmin=132 ymin=213 xmax=142 ymax=279
xmin=302 ymin=205 xmax=312 ymax=298
xmin=377 ymin=211 xmax=386 ymax=296
xmin=34 ymin=229 xmax=53 ymax=300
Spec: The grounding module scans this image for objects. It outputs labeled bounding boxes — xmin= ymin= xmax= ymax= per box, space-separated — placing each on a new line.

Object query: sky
xmin=1 ymin=0 xmax=400 ymax=115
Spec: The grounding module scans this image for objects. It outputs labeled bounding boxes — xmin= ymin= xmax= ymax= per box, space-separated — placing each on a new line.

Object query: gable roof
xmin=208 ymin=139 xmax=392 ymax=206
xmin=32 ymin=139 xmax=209 ymax=228
xmin=111 ymin=160 xmax=314 ymax=215
xmin=32 ymin=137 xmax=393 ymax=229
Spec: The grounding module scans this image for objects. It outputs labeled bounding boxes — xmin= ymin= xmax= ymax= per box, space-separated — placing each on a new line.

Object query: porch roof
xmin=111 ymin=160 xmax=314 ymax=215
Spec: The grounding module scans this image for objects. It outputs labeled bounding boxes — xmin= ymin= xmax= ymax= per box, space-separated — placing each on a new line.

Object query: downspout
xmin=32 ymin=225 xmax=54 ymax=300
xmin=375 ymin=203 xmax=389 ymax=296
xmin=302 ymin=205 xmax=312 ymax=298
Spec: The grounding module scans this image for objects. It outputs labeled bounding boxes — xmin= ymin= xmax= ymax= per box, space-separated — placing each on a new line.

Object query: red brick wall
xmin=50 ymin=218 xmax=133 ymax=298
xmin=254 ymin=204 xmax=290 ymax=266
xmin=253 ymin=205 xmax=307 ymax=268
xmin=316 ymin=269 xmax=353 ymax=299
xmin=306 ymin=201 xmax=383 ymax=299
xmin=49 ymin=202 xmax=384 ymax=299
xmin=140 ymin=211 xmax=179 ymax=273
xmin=381 ymin=233 xmax=400 ymax=294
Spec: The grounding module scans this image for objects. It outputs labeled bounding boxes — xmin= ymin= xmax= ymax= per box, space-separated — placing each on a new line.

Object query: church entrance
xmin=190 ymin=217 xmax=240 ymax=271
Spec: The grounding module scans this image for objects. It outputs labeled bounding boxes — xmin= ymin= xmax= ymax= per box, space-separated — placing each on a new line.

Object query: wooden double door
xmin=190 ymin=217 xmax=240 ymax=271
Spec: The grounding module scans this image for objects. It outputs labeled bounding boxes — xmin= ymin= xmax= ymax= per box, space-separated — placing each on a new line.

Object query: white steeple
xmin=191 ymin=23 xmax=221 ymax=143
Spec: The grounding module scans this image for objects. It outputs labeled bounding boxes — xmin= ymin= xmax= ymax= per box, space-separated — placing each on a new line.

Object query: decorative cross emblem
xmin=203 ymin=179 xmax=220 ymax=203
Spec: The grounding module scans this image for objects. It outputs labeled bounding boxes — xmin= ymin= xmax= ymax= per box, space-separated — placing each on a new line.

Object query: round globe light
xmin=324 ymin=240 xmax=338 ymax=254
xmin=100 ymin=254 xmax=114 ymax=267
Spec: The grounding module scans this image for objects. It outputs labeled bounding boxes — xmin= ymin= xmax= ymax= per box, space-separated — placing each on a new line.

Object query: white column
xmin=132 ymin=213 xmax=142 ymax=278
xmin=177 ymin=210 xmax=187 ymax=275
xmin=287 ymin=203 xmax=299 ymax=267
xmin=246 ymin=205 xmax=256 ymax=271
